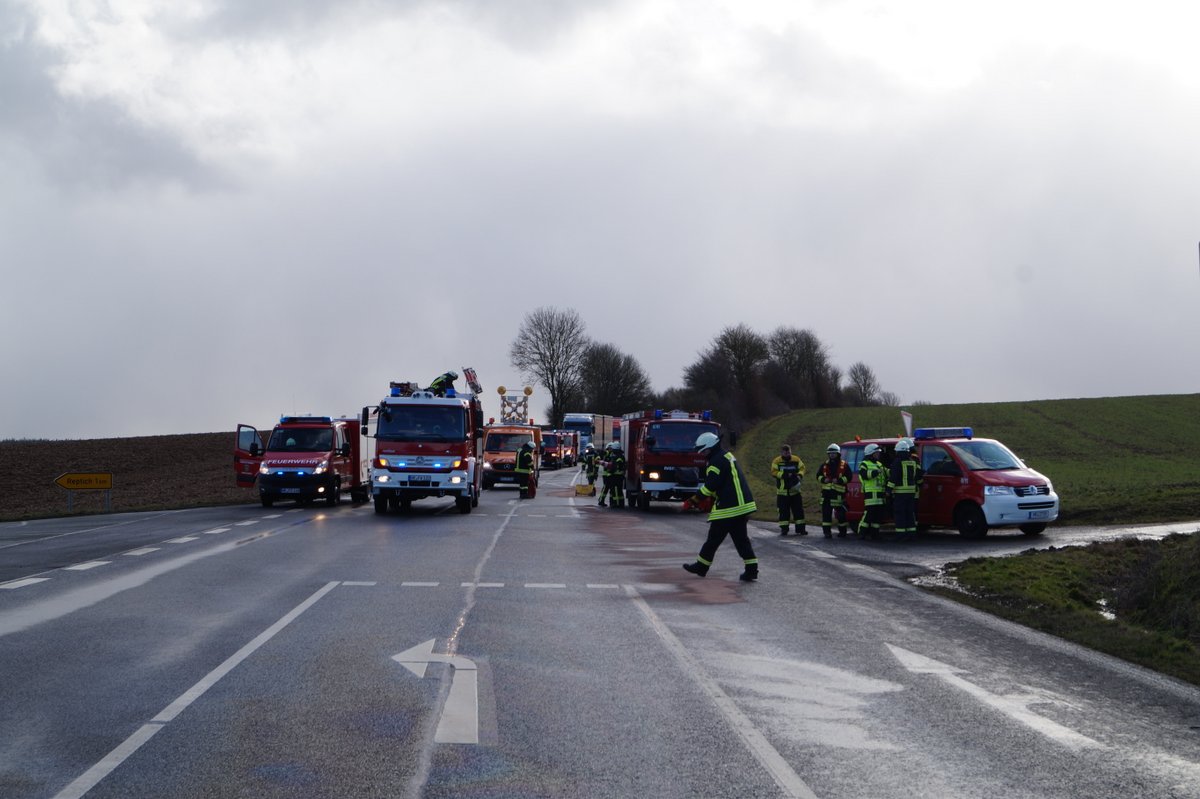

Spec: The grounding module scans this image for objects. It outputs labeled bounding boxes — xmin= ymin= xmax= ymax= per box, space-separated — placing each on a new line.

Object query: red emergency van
xmin=234 ymin=416 xmax=370 ymax=507
xmin=840 ymin=426 xmax=1059 ymax=538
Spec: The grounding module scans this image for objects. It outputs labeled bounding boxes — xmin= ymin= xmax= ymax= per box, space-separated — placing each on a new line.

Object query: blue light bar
xmin=914 ymin=427 xmax=973 ymax=440
xmin=702 ymin=410 xmax=712 ymax=421
xmin=654 ymin=409 xmax=663 ymax=419
xmin=390 ymin=386 xmax=402 ymax=397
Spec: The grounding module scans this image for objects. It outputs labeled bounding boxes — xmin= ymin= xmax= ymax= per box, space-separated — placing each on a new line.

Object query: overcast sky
xmin=3 ymin=0 xmax=1199 ymax=440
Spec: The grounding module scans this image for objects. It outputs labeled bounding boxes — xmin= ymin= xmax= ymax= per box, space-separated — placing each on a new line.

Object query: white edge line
xmin=151 ymin=581 xmax=339 ymax=723
xmin=623 ymin=585 xmax=818 ymax=799
xmin=50 ymin=723 xmax=164 ymax=799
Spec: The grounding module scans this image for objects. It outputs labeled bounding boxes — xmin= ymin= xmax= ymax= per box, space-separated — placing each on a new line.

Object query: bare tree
xmin=845 ymin=361 xmax=882 ymax=406
xmin=509 ymin=307 xmax=590 ymax=426
xmin=580 ymin=342 xmax=652 ymax=416
xmin=878 ymin=390 xmax=901 ymax=407
xmin=766 ymin=326 xmax=836 ymax=408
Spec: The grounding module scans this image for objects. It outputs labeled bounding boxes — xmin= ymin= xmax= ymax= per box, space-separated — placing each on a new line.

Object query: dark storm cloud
xmin=0 ymin=14 xmax=214 ymax=190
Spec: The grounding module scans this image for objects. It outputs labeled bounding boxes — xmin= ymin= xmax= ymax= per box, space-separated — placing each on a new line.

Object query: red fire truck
xmin=362 ymin=376 xmax=486 ymax=514
xmin=234 ymin=416 xmax=371 ymax=507
xmin=840 ymin=426 xmax=1060 ymax=537
xmin=619 ymin=409 xmax=720 ymax=510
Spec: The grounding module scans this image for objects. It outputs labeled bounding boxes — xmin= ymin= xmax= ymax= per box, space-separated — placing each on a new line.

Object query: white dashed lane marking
xmin=401 ymin=581 xmax=440 ymax=587
xmin=234 ymin=521 xmax=259 ymax=527
xmin=0 ymin=577 xmax=50 ymax=590
xmin=63 ymin=561 xmax=111 ymax=571
xmin=202 ymin=528 xmax=231 ymax=535
xmin=165 ymin=537 xmax=198 ymax=544
xmin=124 ymin=548 xmax=160 ymax=556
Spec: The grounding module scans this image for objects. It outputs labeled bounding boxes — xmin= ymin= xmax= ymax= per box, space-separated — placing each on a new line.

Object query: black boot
xmin=779 ymin=527 xmax=789 ymax=536
xmin=682 ymin=562 xmax=708 ymax=577
xmin=798 ymin=525 xmax=809 ymax=536
xmin=739 ymin=565 xmax=759 ymax=582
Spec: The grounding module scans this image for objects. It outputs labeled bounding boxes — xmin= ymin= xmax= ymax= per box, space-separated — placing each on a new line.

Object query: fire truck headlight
xmin=376 ymin=474 xmax=390 ymax=483
xmin=648 ymin=471 xmax=661 ymax=480
xmin=449 ymin=476 xmax=462 ymax=484
xmin=483 ymin=461 xmax=492 ymax=470
xmin=313 ymin=461 xmax=329 ymax=475
xmin=984 ymin=485 xmax=1014 ymax=496
xmin=258 ymin=464 xmax=269 ymax=475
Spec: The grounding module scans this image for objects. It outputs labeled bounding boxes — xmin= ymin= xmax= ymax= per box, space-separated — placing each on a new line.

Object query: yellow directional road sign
xmin=54 ymin=472 xmax=113 ymax=490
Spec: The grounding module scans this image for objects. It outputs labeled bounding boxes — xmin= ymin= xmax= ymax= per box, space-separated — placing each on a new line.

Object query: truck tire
xmin=456 ymin=496 xmax=471 ymax=514
xmin=637 ymin=492 xmax=650 ymax=511
xmin=374 ymin=496 xmax=388 ymax=514
xmin=482 ymin=478 xmax=494 ymax=491
xmin=326 ymin=480 xmax=340 ymax=506
xmin=1020 ymin=523 xmax=1046 ymax=536
xmin=398 ymin=498 xmax=412 ymax=514
xmin=955 ymin=504 xmax=988 ymax=538
xmin=261 ymin=496 xmax=274 ymax=508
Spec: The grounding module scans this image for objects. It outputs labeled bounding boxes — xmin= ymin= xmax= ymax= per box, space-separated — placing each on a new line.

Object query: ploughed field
xmin=1 ymin=433 xmax=260 ymax=521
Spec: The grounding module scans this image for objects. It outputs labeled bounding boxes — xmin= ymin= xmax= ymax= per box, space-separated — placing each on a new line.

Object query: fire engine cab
xmin=840 ymin=426 xmax=1059 ymax=537
xmin=619 ymin=409 xmax=720 ymax=510
xmin=362 ymin=374 xmax=485 ymax=514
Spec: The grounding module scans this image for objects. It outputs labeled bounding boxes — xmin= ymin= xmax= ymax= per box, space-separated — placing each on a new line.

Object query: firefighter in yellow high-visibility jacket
xmin=770 ymin=444 xmax=808 ymax=536
xmin=683 ymin=432 xmax=760 ymax=581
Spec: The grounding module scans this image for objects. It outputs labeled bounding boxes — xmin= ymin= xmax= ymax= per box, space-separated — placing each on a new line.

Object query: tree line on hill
xmin=510 ymin=307 xmax=901 ymax=435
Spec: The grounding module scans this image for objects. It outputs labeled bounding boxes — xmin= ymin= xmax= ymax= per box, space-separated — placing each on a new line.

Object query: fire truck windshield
xmin=948 ymin=440 xmax=1024 ymax=471
xmin=647 ymin=422 xmax=719 ymax=452
xmin=485 ymin=433 xmax=532 ymax=452
xmin=543 ymin=433 xmax=559 ymax=447
xmin=268 ymin=428 xmax=334 ymax=452
xmin=376 ymin=406 xmax=466 ymax=442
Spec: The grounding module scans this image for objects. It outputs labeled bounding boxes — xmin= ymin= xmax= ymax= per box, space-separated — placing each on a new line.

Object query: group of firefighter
xmin=771 ymin=439 xmax=923 ymax=542
xmin=578 ymin=441 xmax=627 ymax=507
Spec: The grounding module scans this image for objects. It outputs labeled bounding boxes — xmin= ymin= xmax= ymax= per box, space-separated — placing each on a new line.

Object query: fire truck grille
xmin=674 ymin=467 xmax=700 ymax=487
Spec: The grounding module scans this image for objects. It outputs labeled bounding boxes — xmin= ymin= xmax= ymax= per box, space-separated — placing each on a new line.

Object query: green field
xmin=733 ymin=394 xmax=1200 ymax=528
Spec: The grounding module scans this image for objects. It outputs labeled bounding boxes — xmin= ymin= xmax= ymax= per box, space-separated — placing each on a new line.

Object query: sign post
xmin=54 ymin=472 xmax=113 ymax=512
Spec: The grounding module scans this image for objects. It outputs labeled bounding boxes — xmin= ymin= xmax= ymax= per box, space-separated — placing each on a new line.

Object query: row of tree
xmin=509 ymin=307 xmax=896 ymax=433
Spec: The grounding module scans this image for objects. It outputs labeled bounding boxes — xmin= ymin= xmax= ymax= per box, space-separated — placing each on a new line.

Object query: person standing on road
xmin=682 ymin=432 xmax=760 ymax=581
xmin=515 ymin=440 xmax=536 ymax=499
xmin=597 ymin=442 xmax=616 ymax=506
xmin=581 ymin=444 xmax=599 ymax=486
xmin=857 ymin=443 xmax=888 ymax=540
xmin=816 ymin=443 xmax=851 ymax=538
xmin=888 ymin=439 xmax=923 ymax=542
xmin=605 ymin=441 xmax=627 ymax=508
xmin=770 ymin=444 xmax=808 ymax=536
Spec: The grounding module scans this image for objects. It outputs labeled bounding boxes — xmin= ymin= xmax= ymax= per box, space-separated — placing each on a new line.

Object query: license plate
xmin=498 ymin=476 xmax=515 ymax=483
xmin=280 ymin=488 xmax=301 ymax=494
xmin=409 ymin=476 xmax=431 ymax=484
xmin=1029 ymin=510 xmax=1049 ymax=519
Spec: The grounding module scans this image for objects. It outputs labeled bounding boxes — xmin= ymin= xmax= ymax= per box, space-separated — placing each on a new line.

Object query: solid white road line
xmin=0 ymin=577 xmax=50 ymax=590
xmin=123 ymin=548 xmax=159 ymax=557
xmin=51 ymin=723 xmax=164 ymax=799
xmin=63 ymin=562 xmax=111 ymax=571
xmin=625 ymin=585 xmax=819 ymax=799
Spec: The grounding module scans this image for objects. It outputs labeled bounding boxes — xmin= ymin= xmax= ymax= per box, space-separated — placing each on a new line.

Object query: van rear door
xmin=234 ymin=424 xmax=264 ymax=487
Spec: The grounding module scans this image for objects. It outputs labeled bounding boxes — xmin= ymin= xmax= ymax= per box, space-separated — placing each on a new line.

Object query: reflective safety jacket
xmin=858 ymin=458 xmax=888 ymax=506
xmin=605 ymin=451 xmax=627 ymax=479
xmin=816 ymin=458 xmax=851 ymax=496
xmin=515 ymin=447 xmax=535 ymax=475
xmin=698 ymin=446 xmax=757 ymax=521
xmin=770 ymin=454 xmax=805 ymax=496
xmin=888 ymin=457 xmax=923 ymax=494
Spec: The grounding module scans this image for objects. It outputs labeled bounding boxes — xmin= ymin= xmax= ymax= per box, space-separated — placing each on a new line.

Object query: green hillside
xmin=734 ymin=394 xmax=1200 ymax=527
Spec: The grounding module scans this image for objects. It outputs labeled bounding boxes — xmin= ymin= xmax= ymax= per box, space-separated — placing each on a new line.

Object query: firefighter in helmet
xmin=427 ymin=371 xmax=458 ymax=397
xmin=599 ymin=441 xmax=626 ymax=508
xmin=581 ymin=443 xmax=599 ymax=486
xmin=888 ymin=439 xmax=923 ymax=542
xmin=770 ymin=443 xmax=808 ymax=536
xmin=515 ymin=439 xmax=536 ymax=499
xmin=816 ymin=443 xmax=851 ymax=538
xmin=857 ymin=443 xmax=888 ymax=540
xmin=683 ymin=431 xmax=759 ymax=581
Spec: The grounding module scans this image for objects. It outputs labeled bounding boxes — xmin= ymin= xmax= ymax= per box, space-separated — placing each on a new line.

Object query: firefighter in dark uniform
xmin=770 ymin=444 xmax=807 ymax=536
xmin=857 ymin=443 xmax=888 ymax=540
xmin=581 ymin=444 xmax=599 ymax=485
xmin=889 ymin=438 xmax=923 ymax=541
xmin=682 ymin=432 xmax=760 ymax=581
xmin=816 ymin=443 xmax=851 ymax=538
xmin=515 ymin=440 xmax=536 ymax=499
xmin=427 ymin=371 xmax=458 ymax=396
xmin=604 ymin=441 xmax=627 ymax=508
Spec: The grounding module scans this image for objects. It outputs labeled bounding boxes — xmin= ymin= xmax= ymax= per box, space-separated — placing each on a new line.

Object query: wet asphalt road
xmin=2 ymin=471 xmax=1199 ymax=799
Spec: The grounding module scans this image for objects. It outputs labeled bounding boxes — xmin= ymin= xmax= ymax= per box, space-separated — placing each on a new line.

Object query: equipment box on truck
xmin=482 ymin=425 xmax=542 ymax=490
xmin=841 ymin=426 xmax=1059 ymax=537
xmin=619 ymin=409 xmax=719 ymax=510
xmin=234 ymin=416 xmax=371 ymax=507
xmin=363 ymin=379 xmax=486 ymax=515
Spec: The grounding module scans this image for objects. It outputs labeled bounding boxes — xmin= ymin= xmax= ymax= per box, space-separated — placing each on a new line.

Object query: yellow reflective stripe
xmin=706 ymin=465 xmax=720 ymax=476
xmin=708 ymin=502 xmax=756 ymax=520
xmin=699 ymin=485 xmax=715 ymax=497
xmin=698 ymin=555 xmax=713 ymax=566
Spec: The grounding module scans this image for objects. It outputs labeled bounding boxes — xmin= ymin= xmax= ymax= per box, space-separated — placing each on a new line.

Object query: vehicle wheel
xmin=955 ymin=504 xmax=988 ymax=538
xmin=261 ymin=496 xmax=274 ymax=508
xmin=399 ymin=498 xmax=412 ymax=514
xmin=637 ymin=493 xmax=650 ymax=511
xmin=1020 ymin=523 xmax=1046 ymax=536
xmin=374 ymin=496 xmax=387 ymax=514
xmin=471 ymin=489 xmax=479 ymax=507
xmin=482 ymin=479 xmax=494 ymax=491
xmin=326 ymin=481 xmax=340 ymax=506
xmin=456 ymin=496 xmax=471 ymax=514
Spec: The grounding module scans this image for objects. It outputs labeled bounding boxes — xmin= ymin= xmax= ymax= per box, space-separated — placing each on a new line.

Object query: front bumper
xmin=981 ymin=490 xmax=1060 ymax=526
xmin=371 ymin=469 xmax=471 ymax=498
xmin=258 ymin=471 xmax=337 ymax=500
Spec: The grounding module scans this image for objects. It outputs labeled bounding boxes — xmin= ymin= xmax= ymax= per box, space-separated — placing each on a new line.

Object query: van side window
xmin=922 ymin=445 xmax=961 ymax=477
xmin=842 ymin=446 xmax=864 ymax=475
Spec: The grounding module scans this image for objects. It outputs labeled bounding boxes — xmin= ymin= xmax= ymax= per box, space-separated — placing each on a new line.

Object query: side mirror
xmin=644 ymin=436 xmax=657 ymax=448
xmin=340 ymin=443 xmax=351 ymax=457
xmin=250 ymin=442 xmax=262 ymax=456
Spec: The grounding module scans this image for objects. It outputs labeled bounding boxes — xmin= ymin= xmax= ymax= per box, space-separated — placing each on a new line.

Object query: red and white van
xmin=841 ymin=426 xmax=1059 ymax=537
xmin=234 ymin=416 xmax=371 ymax=507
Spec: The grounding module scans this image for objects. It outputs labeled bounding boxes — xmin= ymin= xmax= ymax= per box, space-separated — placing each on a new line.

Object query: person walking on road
xmin=857 ymin=443 xmax=888 ymax=540
xmin=682 ymin=432 xmax=760 ymax=581
xmin=770 ymin=444 xmax=808 ymax=536
xmin=515 ymin=440 xmax=536 ymax=499
xmin=816 ymin=443 xmax=851 ymax=538
xmin=889 ymin=439 xmax=923 ymax=541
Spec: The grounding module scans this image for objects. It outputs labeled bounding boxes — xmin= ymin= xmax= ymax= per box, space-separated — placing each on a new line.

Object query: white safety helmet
xmin=826 ymin=443 xmax=841 ymax=455
xmin=863 ymin=443 xmax=881 ymax=457
xmin=607 ymin=441 xmax=620 ymax=450
xmin=895 ymin=439 xmax=911 ymax=453
xmin=694 ymin=431 xmax=720 ymax=452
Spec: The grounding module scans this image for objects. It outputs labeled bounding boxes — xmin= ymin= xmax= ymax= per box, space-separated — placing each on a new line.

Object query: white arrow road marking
xmin=886 ymin=644 xmax=1103 ymax=750
xmin=392 ymin=639 xmax=479 ymax=745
